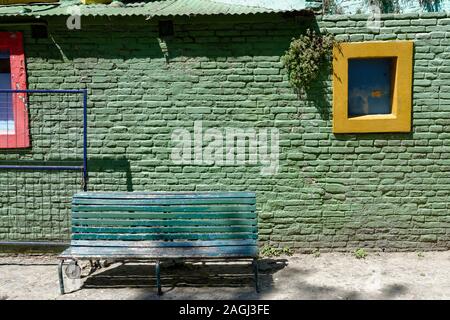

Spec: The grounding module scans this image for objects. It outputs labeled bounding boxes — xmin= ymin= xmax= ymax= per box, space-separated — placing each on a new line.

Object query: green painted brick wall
xmin=0 ymin=12 xmax=449 ymax=251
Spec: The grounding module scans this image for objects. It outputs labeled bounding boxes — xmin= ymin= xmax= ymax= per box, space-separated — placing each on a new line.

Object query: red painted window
xmin=0 ymin=32 xmax=29 ymax=149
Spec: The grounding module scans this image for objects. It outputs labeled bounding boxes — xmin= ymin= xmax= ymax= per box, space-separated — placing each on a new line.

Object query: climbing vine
xmin=281 ymin=29 xmax=338 ymax=91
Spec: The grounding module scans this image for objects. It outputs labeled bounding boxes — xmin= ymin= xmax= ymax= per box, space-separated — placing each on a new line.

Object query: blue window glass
xmin=348 ymin=58 xmax=395 ymax=117
xmin=0 ymin=50 xmax=13 ymax=133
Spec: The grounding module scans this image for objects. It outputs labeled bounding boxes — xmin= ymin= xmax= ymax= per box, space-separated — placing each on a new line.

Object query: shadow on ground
xmin=64 ymin=258 xmax=411 ymax=299
xmin=76 ymin=258 xmax=288 ymax=298
xmin=274 ymin=264 xmax=410 ymax=300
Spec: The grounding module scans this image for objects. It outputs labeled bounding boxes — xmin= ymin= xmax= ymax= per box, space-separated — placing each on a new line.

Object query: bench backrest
xmin=71 ymin=192 xmax=257 ymax=246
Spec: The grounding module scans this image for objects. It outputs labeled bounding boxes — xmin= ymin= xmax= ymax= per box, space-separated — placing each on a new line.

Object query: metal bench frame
xmin=58 ymin=191 xmax=259 ymax=295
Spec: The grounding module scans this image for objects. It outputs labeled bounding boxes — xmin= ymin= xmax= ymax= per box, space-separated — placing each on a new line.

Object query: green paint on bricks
xmin=0 ymin=14 xmax=449 ymax=250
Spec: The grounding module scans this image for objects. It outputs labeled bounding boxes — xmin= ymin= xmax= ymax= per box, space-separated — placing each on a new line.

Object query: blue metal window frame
xmin=0 ymin=89 xmax=88 ymax=191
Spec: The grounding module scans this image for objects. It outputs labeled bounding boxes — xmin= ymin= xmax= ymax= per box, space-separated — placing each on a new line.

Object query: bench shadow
xmin=380 ymin=283 xmax=409 ymax=298
xmin=76 ymin=258 xmax=288 ymax=297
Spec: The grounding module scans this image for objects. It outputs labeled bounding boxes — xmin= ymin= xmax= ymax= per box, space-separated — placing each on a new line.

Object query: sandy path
xmin=0 ymin=251 xmax=449 ymax=300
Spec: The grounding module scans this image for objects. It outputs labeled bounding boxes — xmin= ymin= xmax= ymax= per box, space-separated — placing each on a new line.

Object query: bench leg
xmin=58 ymin=260 xmax=65 ymax=295
xmin=252 ymin=258 xmax=259 ymax=293
xmin=156 ymin=260 xmax=162 ymax=296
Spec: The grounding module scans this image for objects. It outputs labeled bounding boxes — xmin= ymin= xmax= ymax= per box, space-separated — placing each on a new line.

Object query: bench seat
xmin=59 ymin=240 xmax=258 ymax=259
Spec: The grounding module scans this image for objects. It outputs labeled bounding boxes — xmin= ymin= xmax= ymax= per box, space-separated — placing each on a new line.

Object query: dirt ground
xmin=0 ymin=251 xmax=449 ymax=300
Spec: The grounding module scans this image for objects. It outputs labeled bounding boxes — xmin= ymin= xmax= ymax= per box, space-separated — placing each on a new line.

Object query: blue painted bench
xmin=58 ymin=191 xmax=258 ymax=295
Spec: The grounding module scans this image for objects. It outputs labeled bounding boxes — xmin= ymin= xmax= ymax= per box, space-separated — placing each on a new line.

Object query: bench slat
xmin=60 ymin=245 xmax=258 ymax=259
xmin=73 ymin=198 xmax=256 ymax=205
xmin=71 ymin=240 xmax=257 ymax=248
xmin=72 ymin=226 xmax=257 ymax=234
xmin=75 ymin=192 xmax=256 ymax=199
xmin=73 ymin=204 xmax=255 ymax=213
xmin=72 ymin=217 xmax=254 ymax=226
xmin=72 ymin=211 xmax=255 ymax=220
xmin=72 ymin=233 xmax=257 ymax=241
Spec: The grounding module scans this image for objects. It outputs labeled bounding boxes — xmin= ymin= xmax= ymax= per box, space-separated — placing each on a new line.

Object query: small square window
xmin=158 ymin=20 xmax=174 ymax=38
xmin=348 ymin=58 xmax=395 ymax=117
xmin=31 ymin=25 xmax=48 ymax=39
xmin=333 ymin=41 xmax=413 ymax=133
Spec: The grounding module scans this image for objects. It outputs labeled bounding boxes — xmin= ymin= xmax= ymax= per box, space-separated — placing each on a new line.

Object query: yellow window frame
xmin=332 ymin=41 xmax=414 ymax=133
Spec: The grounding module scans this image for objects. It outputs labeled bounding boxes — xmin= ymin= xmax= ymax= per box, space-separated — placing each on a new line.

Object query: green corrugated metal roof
xmin=0 ymin=0 xmax=320 ymax=17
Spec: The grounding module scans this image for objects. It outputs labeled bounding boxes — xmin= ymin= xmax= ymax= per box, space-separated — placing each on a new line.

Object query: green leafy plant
xmin=367 ymin=0 xmax=440 ymax=13
xmin=354 ymin=248 xmax=368 ymax=259
xmin=323 ymin=0 xmax=344 ymax=14
xmin=325 ymin=0 xmax=441 ymax=14
xmin=312 ymin=248 xmax=321 ymax=258
xmin=368 ymin=0 xmax=401 ymax=13
xmin=260 ymin=244 xmax=293 ymax=257
xmin=282 ymin=29 xmax=337 ymax=92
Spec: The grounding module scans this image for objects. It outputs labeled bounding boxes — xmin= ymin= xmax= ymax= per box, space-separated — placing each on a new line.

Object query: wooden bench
xmin=58 ymin=191 xmax=258 ymax=295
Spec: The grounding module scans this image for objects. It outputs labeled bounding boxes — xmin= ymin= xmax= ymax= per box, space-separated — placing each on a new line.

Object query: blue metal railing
xmin=0 ymin=89 xmax=88 ymax=191
xmin=0 ymin=89 xmax=88 ymax=247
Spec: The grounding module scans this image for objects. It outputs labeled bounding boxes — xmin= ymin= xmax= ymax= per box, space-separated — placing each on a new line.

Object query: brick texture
xmin=0 ymin=13 xmax=449 ymax=251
